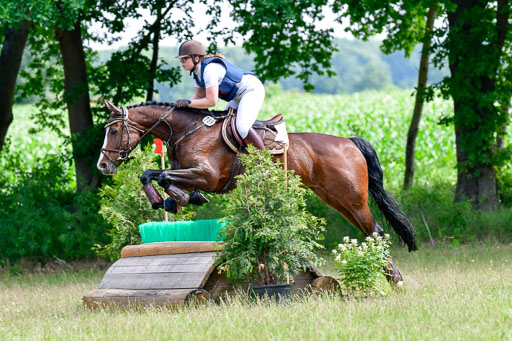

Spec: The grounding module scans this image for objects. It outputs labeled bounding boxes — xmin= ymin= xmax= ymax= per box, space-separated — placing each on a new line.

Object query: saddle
xmin=221 ymin=108 xmax=288 ymax=154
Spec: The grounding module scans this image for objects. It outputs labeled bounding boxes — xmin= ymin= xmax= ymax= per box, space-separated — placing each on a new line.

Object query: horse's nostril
xmin=99 ymin=163 xmax=107 ymax=170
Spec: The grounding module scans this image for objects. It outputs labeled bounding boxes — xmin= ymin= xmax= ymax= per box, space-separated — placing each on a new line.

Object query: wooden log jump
xmin=83 ymin=241 xmax=339 ymax=308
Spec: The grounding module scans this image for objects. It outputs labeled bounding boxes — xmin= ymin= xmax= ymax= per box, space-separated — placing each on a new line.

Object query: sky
xmin=87 ymin=2 xmax=354 ymax=51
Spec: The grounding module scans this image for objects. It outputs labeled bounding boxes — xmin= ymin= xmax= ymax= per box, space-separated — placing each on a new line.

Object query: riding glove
xmin=175 ymin=99 xmax=190 ymax=108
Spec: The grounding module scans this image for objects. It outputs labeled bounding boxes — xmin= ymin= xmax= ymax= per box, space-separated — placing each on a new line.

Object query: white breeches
xmin=225 ymin=75 xmax=265 ymax=139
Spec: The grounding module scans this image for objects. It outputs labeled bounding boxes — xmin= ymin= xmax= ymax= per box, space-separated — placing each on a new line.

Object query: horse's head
xmin=97 ymin=100 xmax=144 ymax=175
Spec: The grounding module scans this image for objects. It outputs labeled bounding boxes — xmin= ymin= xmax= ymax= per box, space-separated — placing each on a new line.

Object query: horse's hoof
xmin=164 ymin=197 xmax=178 ymax=213
xmin=151 ymin=202 xmax=164 ymax=210
xmin=396 ymin=281 xmax=404 ymax=291
xmin=189 ymin=190 xmax=210 ymax=206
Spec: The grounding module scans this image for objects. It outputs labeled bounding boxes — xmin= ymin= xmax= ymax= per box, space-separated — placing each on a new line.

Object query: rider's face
xmin=180 ymin=56 xmax=199 ymax=72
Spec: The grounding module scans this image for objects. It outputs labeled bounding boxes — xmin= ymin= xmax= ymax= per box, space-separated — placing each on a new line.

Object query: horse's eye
xmin=110 ymin=130 xmax=118 ymax=136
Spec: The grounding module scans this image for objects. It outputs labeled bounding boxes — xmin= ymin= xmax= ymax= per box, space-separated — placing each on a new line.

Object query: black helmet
xmin=176 ymin=40 xmax=206 ymax=58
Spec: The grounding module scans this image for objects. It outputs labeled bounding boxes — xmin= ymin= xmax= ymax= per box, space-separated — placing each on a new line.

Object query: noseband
xmin=100 ymin=106 xmax=175 ymax=165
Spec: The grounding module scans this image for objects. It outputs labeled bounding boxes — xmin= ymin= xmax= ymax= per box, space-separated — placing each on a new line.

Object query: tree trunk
xmin=56 ymin=22 xmax=99 ymax=191
xmin=0 ymin=20 xmax=30 ymax=153
xmin=403 ymin=5 xmax=438 ymax=189
xmin=496 ymin=103 xmax=509 ymax=150
xmin=146 ymin=21 xmax=161 ymax=102
xmin=447 ymin=0 xmax=509 ymax=210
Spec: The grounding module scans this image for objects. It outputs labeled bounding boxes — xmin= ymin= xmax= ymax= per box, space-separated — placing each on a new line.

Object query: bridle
xmin=100 ymin=106 xmax=175 ymax=165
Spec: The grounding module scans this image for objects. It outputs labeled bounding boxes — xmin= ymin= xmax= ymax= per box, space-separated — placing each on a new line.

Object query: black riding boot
xmin=243 ymin=128 xmax=265 ymax=150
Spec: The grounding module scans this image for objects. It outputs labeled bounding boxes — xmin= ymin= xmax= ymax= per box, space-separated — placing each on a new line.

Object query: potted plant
xmin=216 ymin=146 xmax=325 ymax=301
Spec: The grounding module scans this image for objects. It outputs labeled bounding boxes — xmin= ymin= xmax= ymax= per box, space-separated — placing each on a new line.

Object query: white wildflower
xmin=351 ymin=239 xmax=358 ymax=244
xmin=343 ymin=236 xmax=350 ymax=242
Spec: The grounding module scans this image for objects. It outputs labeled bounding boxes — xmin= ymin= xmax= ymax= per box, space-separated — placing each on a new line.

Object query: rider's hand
xmin=175 ymin=99 xmax=191 ymax=108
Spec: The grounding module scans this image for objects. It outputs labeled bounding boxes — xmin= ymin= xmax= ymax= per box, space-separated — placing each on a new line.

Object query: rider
xmin=174 ymin=40 xmax=265 ymax=150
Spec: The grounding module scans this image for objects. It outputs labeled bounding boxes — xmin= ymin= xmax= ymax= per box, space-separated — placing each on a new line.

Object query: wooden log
xmin=82 ymin=288 xmax=209 ymax=309
xmin=121 ymin=241 xmax=224 ymax=258
xmin=310 ymin=276 xmax=341 ymax=294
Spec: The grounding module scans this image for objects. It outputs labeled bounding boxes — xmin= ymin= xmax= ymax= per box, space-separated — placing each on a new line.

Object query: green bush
xmin=399 ymin=184 xmax=512 ymax=245
xmin=93 ymin=144 xmax=194 ymax=261
xmin=216 ymin=146 xmax=325 ymax=285
xmin=0 ymin=145 xmax=107 ymax=265
xmin=332 ymin=234 xmax=391 ymax=297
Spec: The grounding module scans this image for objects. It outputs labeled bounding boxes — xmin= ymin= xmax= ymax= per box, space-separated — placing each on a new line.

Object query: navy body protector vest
xmin=193 ymin=58 xmax=254 ymax=102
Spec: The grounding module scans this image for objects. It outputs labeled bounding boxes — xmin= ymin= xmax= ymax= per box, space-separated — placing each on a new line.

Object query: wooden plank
xmin=106 ymin=262 xmax=213 ymax=274
xmin=121 ymin=242 xmax=224 ymax=258
xmin=112 ymin=253 xmax=217 ymax=267
xmin=99 ymin=272 xmax=208 ymax=290
xmin=82 ymin=288 xmax=197 ymax=309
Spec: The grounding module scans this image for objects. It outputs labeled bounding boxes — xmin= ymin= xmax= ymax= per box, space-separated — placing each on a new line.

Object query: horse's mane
xmin=126 ymin=101 xmax=227 ymax=116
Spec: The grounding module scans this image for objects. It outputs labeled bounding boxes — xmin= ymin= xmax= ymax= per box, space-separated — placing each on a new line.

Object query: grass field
xmin=1 ymin=244 xmax=510 ymax=340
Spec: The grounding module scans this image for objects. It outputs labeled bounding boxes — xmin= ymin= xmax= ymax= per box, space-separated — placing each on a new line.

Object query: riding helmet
xmin=176 ymin=40 xmax=206 ymax=58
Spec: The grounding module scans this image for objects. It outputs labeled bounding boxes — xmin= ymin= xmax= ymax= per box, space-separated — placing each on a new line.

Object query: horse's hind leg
xmin=311 ymin=187 xmax=403 ymax=285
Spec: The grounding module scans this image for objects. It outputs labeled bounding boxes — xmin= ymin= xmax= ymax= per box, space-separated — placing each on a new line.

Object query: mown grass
xmin=1 ymin=244 xmax=510 ymax=340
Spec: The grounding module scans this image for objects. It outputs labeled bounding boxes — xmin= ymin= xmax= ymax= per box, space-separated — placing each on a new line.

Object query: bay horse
xmin=97 ymin=100 xmax=417 ymax=286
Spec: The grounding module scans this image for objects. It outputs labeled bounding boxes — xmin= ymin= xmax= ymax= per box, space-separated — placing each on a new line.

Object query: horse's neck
xmin=132 ymin=107 xmax=198 ymax=140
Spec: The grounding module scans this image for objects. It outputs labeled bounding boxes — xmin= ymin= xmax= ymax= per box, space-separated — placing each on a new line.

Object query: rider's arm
xmin=191 ymin=87 xmax=206 ymax=100
xmin=188 ymin=63 xmax=224 ymax=109
xmin=189 ymin=85 xmax=218 ymax=109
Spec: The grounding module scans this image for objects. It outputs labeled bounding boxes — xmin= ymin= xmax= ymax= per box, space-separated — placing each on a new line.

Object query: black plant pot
xmin=249 ymin=283 xmax=292 ymax=303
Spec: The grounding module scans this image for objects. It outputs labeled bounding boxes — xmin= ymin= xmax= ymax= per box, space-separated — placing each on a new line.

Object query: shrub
xmin=0 ymin=143 xmax=107 ymax=265
xmin=332 ymin=234 xmax=391 ymax=297
xmin=216 ymin=146 xmax=325 ymax=285
xmin=93 ymin=144 xmax=194 ymax=261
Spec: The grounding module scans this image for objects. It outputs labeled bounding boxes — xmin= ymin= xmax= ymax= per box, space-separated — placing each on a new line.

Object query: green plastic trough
xmin=138 ymin=219 xmax=226 ymax=243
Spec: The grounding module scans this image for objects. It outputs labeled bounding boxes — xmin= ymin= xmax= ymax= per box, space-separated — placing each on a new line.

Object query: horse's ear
xmin=104 ymin=100 xmax=122 ymax=115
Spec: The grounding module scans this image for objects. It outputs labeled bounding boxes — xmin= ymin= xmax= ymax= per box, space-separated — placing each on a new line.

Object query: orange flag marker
xmin=153 ymin=138 xmax=168 ymax=221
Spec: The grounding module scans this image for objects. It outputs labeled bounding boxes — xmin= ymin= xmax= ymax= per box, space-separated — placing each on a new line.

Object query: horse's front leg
xmin=140 ymin=169 xmax=168 ymax=210
xmin=157 ymin=167 xmax=213 ymax=207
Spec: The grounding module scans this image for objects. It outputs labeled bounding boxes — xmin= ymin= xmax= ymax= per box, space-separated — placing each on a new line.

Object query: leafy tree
xmin=332 ymin=0 xmax=511 ymax=210
xmin=0 ymin=0 xmax=58 ymax=152
xmin=229 ymin=0 xmax=511 ymax=210
xmin=228 ymin=0 xmax=337 ymax=91
xmin=10 ymin=0 xmax=210 ymax=193
xmin=404 ymin=4 xmax=439 ymax=189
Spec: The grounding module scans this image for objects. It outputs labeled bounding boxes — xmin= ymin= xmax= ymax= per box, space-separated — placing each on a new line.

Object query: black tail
xmin=349 ymin=137 xmax=418 ymax=251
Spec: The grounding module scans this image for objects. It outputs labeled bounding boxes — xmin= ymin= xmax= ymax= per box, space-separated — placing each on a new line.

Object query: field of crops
xmin=261 ymin=88 xmax=455 ymax=191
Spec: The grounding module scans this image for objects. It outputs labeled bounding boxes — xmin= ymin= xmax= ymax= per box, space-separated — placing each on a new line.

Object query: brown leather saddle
xmin=221 ymin=108 xmax=287 ymax=154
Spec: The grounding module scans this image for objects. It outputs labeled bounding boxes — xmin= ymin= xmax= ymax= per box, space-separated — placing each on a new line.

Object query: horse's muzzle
xmin=97 ymin=161 xmax=118 ymax=175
